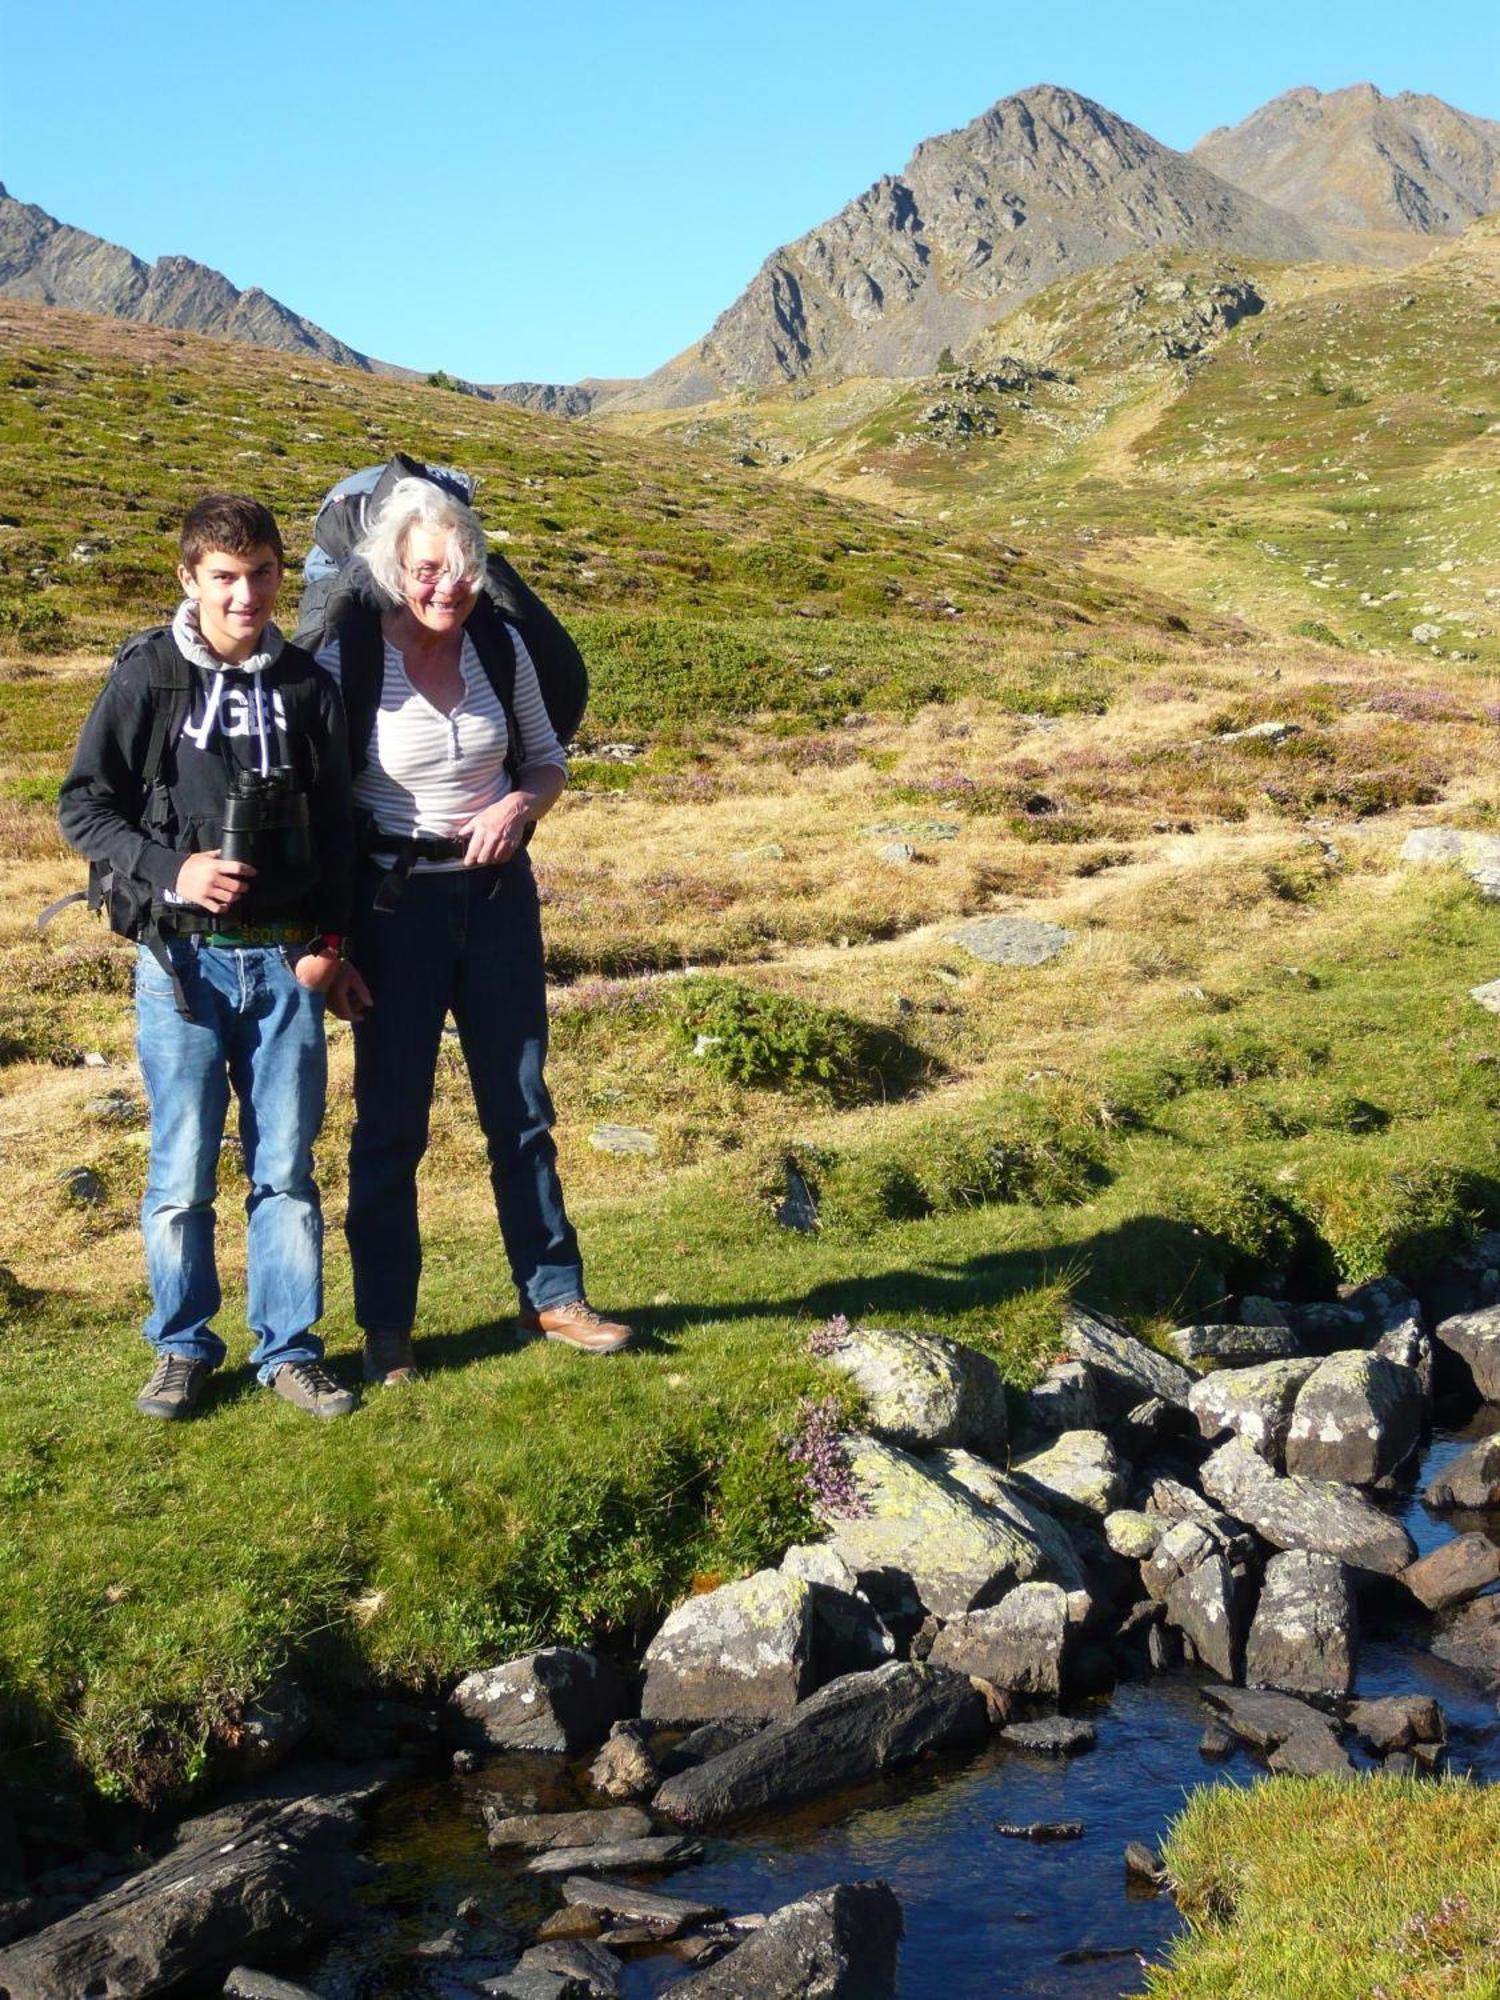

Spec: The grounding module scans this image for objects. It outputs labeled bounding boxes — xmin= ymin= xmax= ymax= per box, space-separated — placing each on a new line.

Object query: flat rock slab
xmin=1402 ymin=1534 xmax=1500 ymax=1612
xmin=223 ymin=1973 xmax=324 ymax=2000
xmin=559 ymin=1877 xmax=725 ymax=1930
xmin=587 ymin=1125 xmax=658 ymax=1155
xmin=524 ymin=1837 xmax=702 ymax=1877
xmin=1058 ymin=1303 xmax=1195 ymax=1417
xmin=1201 ymin=1436 xmax=1416 ymax=1575
xmin=665 ymin=1881 xmax=902 ymax=2000
xmin=1434 ymin=1308 xmax=1500 ymax=1400
xmin=1429 ymin=1595 xmax=1500 ymax=1689
xmin=1011 ymin=1429 xmax=1128 ymax=1519
xmin=1347 ymin=1696 xmax=1446 ymax=1754
xmin=1244 ymin=1550 xmax=1357 ymax=1698
xmin=1001 ymin=1716 xmax=1096 ymax=1756
xmin=1169 ymin=1323 xmax=1304 ymax=1365
xmin=483 ymin=1807 xmax=652 ymax=1853
xmin=1284 ymin=1350 xmax=1423 ymax=1486
xmin=516 ymin=1939 xmax=622 ymax=1998
xmin=949 ymin=917 xmax=1075 ymax=966
xmin=1189 ymin=1357 xmax=1320 ymax=1464
xmin=820 ymin=1325 xmax=1008 ymax=1458
xmin=1424 ymin=1434 xmax=1500 ymax=1510
xmin=450 ymin=1649 xmax=630 ymax=1753
xmin=927 ymin=1583 xmax=1073 ymax=1696
xmin=652 ymin=1661 xmax=988 ymax=1829
xmin=1200 ymin=1687 xmax=1352 ymax=1775
xmin=641 ymin=1568 xmax=813 ymax=1725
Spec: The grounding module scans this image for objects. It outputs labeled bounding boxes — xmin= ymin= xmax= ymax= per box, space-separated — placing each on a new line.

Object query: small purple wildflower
xmin=807 ymin=1312 xmax=851 ymax=1356
xmin=788 ymin=1395 xmax=866 ymax=1517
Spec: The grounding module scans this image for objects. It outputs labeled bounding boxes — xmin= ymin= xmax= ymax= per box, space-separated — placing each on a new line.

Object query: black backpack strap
xmin=464 ymin=596 xmax=520 ymax=779
xmin=332 ymin=607 xmax=387 ymax=778
xmin=139 ymin=630 xmax=191 ymax=789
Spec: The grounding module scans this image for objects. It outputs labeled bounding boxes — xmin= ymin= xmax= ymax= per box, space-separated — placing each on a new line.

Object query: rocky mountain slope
xmin=1195 ymin=84 xmax=1500 ymax=240
xmin=611 ymin=85 xmax=1341 ymax=410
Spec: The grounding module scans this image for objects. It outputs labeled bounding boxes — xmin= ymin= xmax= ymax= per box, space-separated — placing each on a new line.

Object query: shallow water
xmin=304 ymin=1421 xmax=1500 ymax=2000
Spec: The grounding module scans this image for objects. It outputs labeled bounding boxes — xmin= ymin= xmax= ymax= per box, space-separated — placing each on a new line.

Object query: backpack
xmin=293 ymin=452 xmax=589 ymax=765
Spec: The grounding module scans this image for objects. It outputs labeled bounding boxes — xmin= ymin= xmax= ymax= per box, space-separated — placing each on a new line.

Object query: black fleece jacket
xmin=58 ymin=627 xmax=356 ymax=935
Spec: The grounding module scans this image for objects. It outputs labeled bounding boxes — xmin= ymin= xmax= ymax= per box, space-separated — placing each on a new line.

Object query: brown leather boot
xmin=363 ymin=1329 xmax=418 ymax=1384
xmin=518 ymin=1301 xmax=634 ymax=1353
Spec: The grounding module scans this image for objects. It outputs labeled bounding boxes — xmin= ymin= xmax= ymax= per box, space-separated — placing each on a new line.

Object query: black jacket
xmin=58 ymin=627 xmax=356 ymax=935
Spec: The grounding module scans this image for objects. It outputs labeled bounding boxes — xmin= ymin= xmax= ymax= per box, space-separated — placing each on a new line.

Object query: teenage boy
xmin=59 ymin=494 xmax=371 ymax=1420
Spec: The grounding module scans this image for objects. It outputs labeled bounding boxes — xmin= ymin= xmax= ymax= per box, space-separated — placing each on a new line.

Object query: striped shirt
xmin=316 ymin=626 xmax=566 ymax=870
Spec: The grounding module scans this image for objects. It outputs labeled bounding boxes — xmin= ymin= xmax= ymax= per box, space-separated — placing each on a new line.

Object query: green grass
xmin=1149 ymin=1776 xmax=1500 ymax=1998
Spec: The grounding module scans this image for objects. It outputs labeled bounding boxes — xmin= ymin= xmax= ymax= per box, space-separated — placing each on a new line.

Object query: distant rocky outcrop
xmin=486 ymin=378 xmax=632 ymax=417
xmin=1194 ymin=84 xmax=1500 ymax=241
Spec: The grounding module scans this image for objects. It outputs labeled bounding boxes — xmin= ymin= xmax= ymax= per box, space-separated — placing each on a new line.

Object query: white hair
xmin=358 ymin=475 xmax=488 ymax=601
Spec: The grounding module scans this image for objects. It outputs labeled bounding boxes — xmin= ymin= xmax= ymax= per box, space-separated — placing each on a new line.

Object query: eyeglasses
xmin=402 ymin=562 xmax=474 ymax=588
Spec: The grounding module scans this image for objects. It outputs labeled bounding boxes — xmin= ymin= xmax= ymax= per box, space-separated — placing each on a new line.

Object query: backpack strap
xmin=464 ymin=595 xmax=520 ymax=780
xmin=138 ymin=629 xmax=192 ymax=790
xmin=331 ymin=607 xmax=388 ymax=779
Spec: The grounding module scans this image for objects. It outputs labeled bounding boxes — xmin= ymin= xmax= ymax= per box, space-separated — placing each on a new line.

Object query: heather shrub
xmin=674 ymin=976 xmax=928 ymax=1106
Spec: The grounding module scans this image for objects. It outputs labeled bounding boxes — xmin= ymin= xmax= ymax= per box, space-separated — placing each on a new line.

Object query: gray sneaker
xmin=136 ymin=1353 xmax=214 ymax=1419
xmin=270 ymin=1359 xmax=357 ymax=1420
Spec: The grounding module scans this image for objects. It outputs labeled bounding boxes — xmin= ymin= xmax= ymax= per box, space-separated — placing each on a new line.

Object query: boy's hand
xmin=293 ymin=952 xmax=373 ymax=1023
xmin=176 ymin=850 xmax=254 ymax=913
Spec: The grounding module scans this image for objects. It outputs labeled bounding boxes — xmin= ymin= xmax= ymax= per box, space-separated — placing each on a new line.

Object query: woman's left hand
xmin=458 ymin=795 xmax=531 ymax=867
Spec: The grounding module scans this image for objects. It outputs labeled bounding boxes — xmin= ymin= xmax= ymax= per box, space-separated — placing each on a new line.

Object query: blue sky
xmin=4 ymin=0 xmax=1496 ymax=384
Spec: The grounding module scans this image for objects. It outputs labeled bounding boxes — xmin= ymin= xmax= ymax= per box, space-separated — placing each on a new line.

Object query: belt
xmin=202 ymin=921 xmax=313 ymax=948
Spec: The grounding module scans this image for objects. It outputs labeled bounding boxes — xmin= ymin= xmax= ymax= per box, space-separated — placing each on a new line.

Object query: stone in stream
xmin=1433 ymin=1307 xmax=1500 ymax=1400
xmin=950 ymin=915 xmax=1075 ymax=966
xmin=1123 ymin=1840 xmax=1167 ymax=1886
xmin=1429 ymin=1595 xmax=1500 ymax=1689
xmin=1347 ymin=1695 xmax=1446 ymax=1755
xmin=1011 ymin=1429 xmax=1129 ymax=1519
xmin=656 ymin=1718 xmax=765 ymax=1779
xmin=1056 ymin=1303 xmax=1196 ymax=1418
xmin=1424 ymin=1433 xmax=1500 ymax=1509
xmin=779 ymin=1542 xmax=896 ymax=1683
xmin=0 ymin=1771 xmax=384 ymax=2000
xmin=524 ymin=1837 xmax=703 ymax=1877
xmin=1143 ymin=1514 xmax=1257 ymax=1683
xmin=514 ymin=1938 xmax=622 ymax=1998
xmin=996 ymin=1820 xmax=1084 ymax=1841
xmin=663 ymin=1880 xmax=902 ymax=2000
xmin=1200 ymin=1687 xmax=1353 ymax=1776
xmin=482 ymin=1806 xmax=651 ymax=1853
xmin=588 ymin=1721 xmax=659 ymax=1801
xmin=1020 ymin=1359 xmax=1100 ymax=1441
xmin=1243 ymin=1550 xmax=1357 ymax=1697
xmin=1402 ymin=1533 xmax=1500 ymax=1612
xmin=481 ymin=1970 xmax=594 ymax=1999
xmin=1188 ymin=1357 xmax=1321 ymax=1465
xmin=558 ymin=1875 xmax=725 ymax=1932
xmin=652 ymin=1661 xmax=988 ymax=1829
xmin=818 ymin=1325 xmax=1009 ymax=1458
xmin=450 ymin=1649 xmax=630 ymax=1753
xmin=1200 ymin=1436 xmax=1416 ymax=1575
xmin=641 ymin=1568 xmax=814 ymax=1725
xmin=1284 ymin=1351 xmax=1424 ymax=1487
xmin=927 ymin=1583 xmax=1074 ymax=1695
xmin=1168 ymin=1322 xmax=1303 ymax=1365
xmin=223 ymin=1973 xmax=324 ymax=2000
xmin=1000 ymin=1715 xmax=1096 ymax=1756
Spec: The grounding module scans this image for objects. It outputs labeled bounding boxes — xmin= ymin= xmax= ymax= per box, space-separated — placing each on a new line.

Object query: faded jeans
xmin=135 ymin=938 xmax=327 ymax=1381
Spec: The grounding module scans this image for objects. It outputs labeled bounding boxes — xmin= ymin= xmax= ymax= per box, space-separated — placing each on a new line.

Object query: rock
xmin=996 ymin=1820 xmax=1084 ymax=1841
xmin=949 ymin=916 xmax=1074 ymax=966
xmin=1056 ymin=1303 xmax=1195 ymax=1417
xmin=1144 ymin=1515 xmax=1257 ymax=1682
xmin=1267 ymin=1728 xmax=1355 ymax=1777
xmin=515 ymin=1940 xmax=621 ymax=1998
xmin=483 ymin=1807 xmax=652 ymax=1853
xmin=652 ymin=1662 xmax=988 ymax=1829
xmin=83 ymin=1090 xmax=140 ymax=1125
xmin=558 ymin=1876 xmax=725 ymax=1930
xmin=222 ymin=1972 xmax=324 ymax=2000
xmin=1168 ymin=1323 xmax=1303 ymax=1364
xmin=1284 ymin=1351 xmax=1424 ymax=1486
xmin=664 ymin=1881 xmax=902 ymax=2000
xmin=1021 ymin=1360 xmax=1100 ymax=1440
xmin=481 ymin=1971 xmax=590 ymax=2000
xmin=57 ymin=1166 xmax=106 ymax=1206
xmin=1282 ymin=1299 xmax=1366 ymax=1346
xmin=1001 ymin=1716 xmax=1096 ymax=1756
xmin=228 ymin=1678 xmax=311 ymax=1778
xmin=1433 ymin=1308 xmax=1500 ymax=1400
xmin=524 ymin=1837 xmax=702 ymax=1877
xmin=1347 ymin=1696 xmax=1445 ymax=1755
xmin=825 ymin=1437 xmax=1054 ymax=1619
xmin=0 ymin=1773 xmax=380 ymax=2000
xmin=1011 ymin=1430 xmax=1128 ymax=1519
xmin=1189 ymin=1357 xmax=1320 ymax=1463
xmin=1104 ymin=1510 xmax=1163 ymax=1560
xmin=779 ymin=1544 xmax=895 ymax=1682
xmin=589 ymin=1722 xmax=659 ymax=1801
xmin=927 ymin=1583 xmax=1073 ymax=1695
xmin=929 ymin=1452 xmax=1093 ymax=1606
xmin=1402 ymin=1534 xmax=1500 ymax=1612
xmin=642 ymin=1568 xmax=814 ymax=1725
xmin=876 ymin=841 xmax=916 ymax=864
xmin=1428 ymin=1594 xmax=1500 ymax=1688
xmin=1239 ymin=1296 xmax=1291 ymax=1328
xmin=1119 ymin=1397 xmax=1189 ymax=1456
xmin=1374 ymin=1323 xmax=1435 ymax=1401
xmin=1145 ymin=1476 xmax=1217 ymax=1522
xmin=1200 ymin=1437 xmax=1416 ymax=1575
xmin=586 ymin=1124 xmax=657 ymax=1155
xmin=1123 ymin=1841 xmax=1166 ymax=1885
xmin=655 ymin=1719 xmax=765 ymax=1779
xmin=1198 ymin=1722 xmax=1235 ymax=1760
xmin=450 ymin=1650 xmax=631 ymax=1753
xmin=1399 ymin=828 xmax=1500 ymax=894
xmin=1424 ymin=1434 xmax=1500 ymax=1510
xmin=1244 ymin=1551 xmax=1357 ymax=1697
xmin=1200 ymin=1687 xmax=1352 ymax=1774
xmin=1472 ymin=981 xmax=1500 ymax=1015
xmin=819 ymin=1325 xmax=1008 ymax=1458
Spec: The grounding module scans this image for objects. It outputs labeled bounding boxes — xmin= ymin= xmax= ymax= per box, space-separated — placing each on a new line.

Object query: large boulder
xmin=450 ymin=1649 xmax=630 ymax=1752
xmin=1347 ymin=1696 xmax=1446 ymax=1755
xmin=642 ymin=1569 xmax=814 ymax=1725
xmin=926 ymin=1583 xmax=1073 ymax=1695
xmin=1402 ymin=1534 xmax=1500 ymax=1613
xmin=1010 ymin=1430 xmax=1129 ymax=1520
xmin=933 ymin=1450 xmax=1092 ymax=1606
xmin=652 ymin=1662 xmax=988 ymax=1829
xmin=1188 ymin=1357 xmax=1320 ymax=1464
xmin=1424 ymin=1433 xmax=1500 ymax=1510
xmin=1201 ymin=1437 xmax=1416 ymax=1575
xmin=1433 ymin=1307 xmax=1500 ymax=1401
xmin=825 ymin=1437 xmax=1047 ymax=1619
xmin=1284 ymin=1351 xmax=1424 ymax=1486
xmin=1143 ymin=1515 xmax=1257 ymax=1682
xmin=1168 ymin=1323 xmax=1303 ymax=1365
xmin=1428 ymin=1595 xmax=1500 ymax=1689
xmin=779 ymin=1543 xmax=896 ymax=1683
xmin=1244 ymin=1550 xmax=1357 ymax=1697
xmin=1056 ymin=1303 xmax=1195 ymax=1417
xmin=819 ymin=1325 xmax=1008 ymax=1458
xmin=666 ymin=1880 xmax=902 ymax=1999
xmin=1020 ymin=1360 xmax=1099 ymax=1441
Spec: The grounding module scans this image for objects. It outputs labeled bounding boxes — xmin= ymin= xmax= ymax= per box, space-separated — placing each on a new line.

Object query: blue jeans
xmin=135 ymin=938 xmax=328 ymax=1382
xmin=346 ymin=855 xmax=584 ymax=1331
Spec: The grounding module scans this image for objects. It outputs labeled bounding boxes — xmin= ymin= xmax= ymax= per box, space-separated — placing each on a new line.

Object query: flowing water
xmin=305 ymin=1418 xmax=1500 ymax=2000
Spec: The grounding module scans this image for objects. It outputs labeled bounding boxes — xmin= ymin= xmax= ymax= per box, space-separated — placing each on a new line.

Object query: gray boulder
xmin=819 ymin=1325 xmax=1008 ymax=1458
xmin=665 ymin=1880 xmax=902 ymax=1999
xmin=1201 ymin=1437 xmax=1416 ymax=1575
xmin=515 ymin=1939 xmax=622 ymax=1998
xmin=933 ymin=1450 xmax=1092 ymax=1606
xmin=1244 ymin=1550 xmax=1357 ymax=1697
xmin=1374 ymin=1323 xmax=1435 ymax=1401
xmin=1145 ymin=1476 xmax=1218 ymax=1523
xmin=1284 ymin=1351 xmax=1424 ymax=1486
xmin=1056 ymin=1303 xmax=1195 ymax=1416
xmin=1402 ymin=1533 xmax=1500 ymax=1612
xmin=641 ymin=1569 xmax=813 ymax=1725
xmin=1188 ymin=1357 xmax=1321 ymax=1464
xmin=1011 ymin=1430 xmax=1128 ymax=1519
xmin=588 ymin=1721 xmax=659 ymax=1801
xmin=1434 ymin=1307 xmax=1500 ymax=1400
xmin=1424 ymin=1433 xmax=1500 ymax=1509
xmin=1143 ymin=1515 xmax=1257 ymax=1681
xmin=927 ymin=1582 xmax=1073 ymax=1695
xmin=1001 ymin=1716 xmax=1096 ymax=1756
xmin=652 ymin=1662 xmax=987 ymax=1829
xmin=1239 ymin=1296 xmax=1291 ymax=1328
xmin=1348 ymin=1695 xmax=1445 ymax=1754
xmin=1169 ymin=1322 xmax=1303 ymax=1365
xmin=1200 ymin=1687 xmax=1353 ymax=1775
xmin=1021 ymin=1359 xmax=1100 ymax=1440
xmin=450 ymin=1649 xmax=630 ymax=1753
xmin=1429 ymin=1595 xmax=1500 ymax=1689
xmin=1104 ymin=1510 xmax=1163 ymax=1560
xmin=779 ymin=1543 xmax=896 ymax=1682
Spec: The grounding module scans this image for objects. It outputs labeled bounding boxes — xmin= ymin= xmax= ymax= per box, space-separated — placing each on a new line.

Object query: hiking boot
xmin=135 ymin=1353 xmax=214 ymax=1419
xmin=518 ymin=1300 xmax=634 ymax=1354
xmin=269 ymin=1358 xmax=357 ymax=1419
xmin=363 ymin=1329 xmax=417 ymax=1385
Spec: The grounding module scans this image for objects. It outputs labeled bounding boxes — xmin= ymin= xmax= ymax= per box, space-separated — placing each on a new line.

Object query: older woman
xmin=312 ymin=476 xmax=631 ymax=1381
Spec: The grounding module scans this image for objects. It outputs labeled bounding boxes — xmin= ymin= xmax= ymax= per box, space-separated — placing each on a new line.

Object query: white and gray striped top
xmin=316 ymin=628 xmax=566 ymax=870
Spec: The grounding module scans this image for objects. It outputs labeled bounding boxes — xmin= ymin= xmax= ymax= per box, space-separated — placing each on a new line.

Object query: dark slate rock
xmin=1201 ymin=1437 xmax=1416 ymax=1575
xmin=641 ymin=1568 xmax=814 ymax=1725
xmin=655 ymin=1719 xmax=765 ymax=1779
xmin=1434 ymin=1307 xmax=1500 ymax=1400
xmin=1001 ymin=1716 xmax=1096 ymax=1756
xmin=480 ymin=1970 xmax=590 ymax=2000
xmin=1123 ymin=1840 xmax=1166 ymax=1885
xmin=558 ymin=1877 xmax=725 ymax=1930
xmin=1429 ymin=1595 xmax=1500 ymax=1688
xmin=1267 ymin=1728 xmax=1355 ymax=1777
xmin=1402 ymin=1534 xmax=1500 ymax=1612
xmin=1198 ymin=1723 xmax=1236 ymax=1760
xmin=483 ymin=1807 xmax=651 ymax=1853
xmin=516 ymin=1938 xmax=622 ymax=1998
xmin=779 ymin=1543 xmax=896 ymax=1683
xmin=524 ymin=1837 xmax=702 ymax=1877
xmin=664 ymin=1881 xmax=902 ymax=1999
xmin=1143 ymin=1514 xmax=1258 ymax=1683
xmin=926 ymin=1583 xmax=1073 ymax=1695
xmin=652 ymin=1662 xmax=988 ymax=1829
xmin=1284 ymin=1351 xmax=1424 ymax=1486
xmin=1425 ymin=1434 xmax=1500 ymax=1510
xmin=1347 ymin=1696 xmax=1445 ymax=1755
xmin=222 ymin=1972 xmax=324 ymax=2000
xmin=450 ymin=1649 xmax=630 ymax=1753
xmin=1200 ymin=1687 xmax=1352 ymax=1774
xmin=1021 ymin=1360 xmax=1100 ymax=1441
xmin=1168 ymin=1323 xmax=1303 ymax=1365
xmin=1057 ymin=1303 xmax=1195 ymax=1417
xmin=996 ymin=1820 xmax=1084 ymax=1841
xmin=819 ymin=1325 xmax=1008 ymax=1458
xmin=588 ymin=1722 xmax=660 ymax=1802
xmin=1244 ymin=1550 xmax=1357 ymax=1697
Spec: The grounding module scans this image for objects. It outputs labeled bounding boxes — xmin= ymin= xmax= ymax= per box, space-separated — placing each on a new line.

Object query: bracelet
xmin=318 ymin=933 xmax=346 ymax=958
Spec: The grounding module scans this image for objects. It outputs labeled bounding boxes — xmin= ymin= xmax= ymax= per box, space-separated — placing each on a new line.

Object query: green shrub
xmin=0 ymin=595 xmax=70 ymax=654
xmin=1169 ymin=1169 xmax=1300 ymax=1286
xmin=910 ymin=1094 xmax=1107 ymax=1213
xmin=1295 ymin=1156 xmax=1489 ymax=1284
xmin=1291 ymin=619 xmax=1343 ymax=648
xmin=675 ymin=977 xmax=927 ymax=1106
xmin=817 ymin=1151 xmax=931 ymax=1236
xmin=1180 ymin=1025 xmax=1308 ymax=1089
